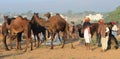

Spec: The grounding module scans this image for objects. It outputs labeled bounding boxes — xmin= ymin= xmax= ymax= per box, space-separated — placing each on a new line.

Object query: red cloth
xmin=111 ymin=22 xmax=115 ymax=25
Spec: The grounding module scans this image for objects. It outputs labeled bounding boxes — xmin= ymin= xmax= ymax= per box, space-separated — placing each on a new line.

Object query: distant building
xmin=86 ymin=14 xmax=103 ymax=21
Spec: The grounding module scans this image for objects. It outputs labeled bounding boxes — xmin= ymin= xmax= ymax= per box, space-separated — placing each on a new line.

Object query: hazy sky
xmin=0 ymin=0 xmax=120 ymax=13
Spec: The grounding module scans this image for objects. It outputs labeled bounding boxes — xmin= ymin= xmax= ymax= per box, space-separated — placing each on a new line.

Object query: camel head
xmin=32 ymin=13 xmax=47 ymax=27
xmin=33 ymin=13 xmax=39 ymax=18
xmin=4 ymin=16 xmax=15 ymax=25
xmin=44 ymin=12 xmax=52 ymax=19
xmin=4 ymin=16 xmax=8 ymax=22
xmin=31 ymin=14 xmax=38 ymax=25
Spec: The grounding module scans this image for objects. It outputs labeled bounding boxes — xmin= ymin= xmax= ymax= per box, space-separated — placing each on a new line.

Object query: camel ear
xmin=4 ymin=16 xmax=8 ymax=19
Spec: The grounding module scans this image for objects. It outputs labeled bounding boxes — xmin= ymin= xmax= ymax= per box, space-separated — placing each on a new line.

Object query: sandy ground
xmin=0 ymin=37 xmax=120 ymax=59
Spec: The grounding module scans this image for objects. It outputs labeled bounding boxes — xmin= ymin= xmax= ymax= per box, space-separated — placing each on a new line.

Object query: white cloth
xmin=101 ymin=27 xmax=109 ymax=50
xmin=106 ymin=27 xmax=109 ymax=32
xmin=101 ymin=36 xmax=109 ymax=50
xmin=84 ymin=27 xmax=91 ymax=43
xmin=112 ymin=25 xmax=118 ymax=31
xmin=112 ymin=25 xmax=117 ymax=37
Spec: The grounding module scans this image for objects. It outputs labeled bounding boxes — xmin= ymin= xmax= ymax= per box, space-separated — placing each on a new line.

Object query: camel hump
xmin=50 ymin=14 xmax=63 ymax=20
xmin=16 ymin=16 xmax=23 ymax=20
xmin=23 ymin=17 xmax=30 ymax=21
xmin=23 ymin=17 xmax=27 ymax=20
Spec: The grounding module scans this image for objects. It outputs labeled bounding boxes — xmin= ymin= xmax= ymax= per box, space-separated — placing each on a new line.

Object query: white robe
xmin=84 ymin=27 xmax=91 ymax=43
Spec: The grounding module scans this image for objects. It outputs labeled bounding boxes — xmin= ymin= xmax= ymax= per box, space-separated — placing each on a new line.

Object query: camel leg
xmin=50 ymin=33 xmax=55 ymax=49
xmin=69 ymin=31 xmax=74 ymax=49
xmin=46 ymin=30 xmax=50 ymax=40
xmin=39 ymin=30 xmax=47 ymax=46
xmin=44 ymin=30 xmax=49 ymax=46
xmin=17 ymin=33 xmax=22 ymax=50
xmin=58 ymin=33 xmax=62 ymax=43
xmin=10 ymin=38 xmax=13 ymax=49
xmin=24 ymin=31 xmax=33 ymax=52
xmin=24 ymin=36 xmax=30 ymax=52
xmin=70 ymin=37 xmax=74 ymax=49
xmin=50 ymin=39 xmax=54 ymax=49
xmin=30 ymin=37 xmax=33 ymax=51
xmin=61 ymin=32 xmax=66 ymax=48
xmin=34 ymin=35 xmax=37 ymax=47
xmin=24 ymin=31 xmax=30 ymax=52
xmin=37 ymin=34 xmax=40 ymax=48
xmin=29 ymin=27 xmax=33 ymax=51
xmin=19 ymin=35 xmax=22 ymax=50
xmin=43 ymin=31 xmax=47 ymax=42
xmin=3 ymin=35 xmax=9 ymax=51
xmin=61 ymin=38 xmax=65 ymax=48
xmin=16 ymin=38 xmax=19 ymax=49
xmin=24 ymin=37 xmax=29 ymax=52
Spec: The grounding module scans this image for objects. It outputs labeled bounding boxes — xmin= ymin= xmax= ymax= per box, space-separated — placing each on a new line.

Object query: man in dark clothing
xmin=107 ymin=22 xmax=119 ymax=50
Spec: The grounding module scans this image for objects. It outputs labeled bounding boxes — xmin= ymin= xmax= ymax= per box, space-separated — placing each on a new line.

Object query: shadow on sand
xmin=0 ymin=50 xmax=25 ymax=59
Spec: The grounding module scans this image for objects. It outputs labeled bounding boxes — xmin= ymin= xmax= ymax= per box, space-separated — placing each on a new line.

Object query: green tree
xmin=105 ymin=6 xmax=120 ymax=22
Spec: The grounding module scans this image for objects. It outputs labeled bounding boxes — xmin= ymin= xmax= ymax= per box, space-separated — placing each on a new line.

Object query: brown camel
xmin=2 ymin=16 xmax=16 ymax=50
xmin=33 ymin=13 xmax=74 ymax=49
xmin=9 ymin=16 xmax=33 ymax=52
xmin=44 ymin=12 xmax=62 ymax=43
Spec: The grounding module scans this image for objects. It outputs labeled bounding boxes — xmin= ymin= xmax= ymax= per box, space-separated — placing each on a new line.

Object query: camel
xmin=30 ymin=16 xmax=46 ymax=48
xmin=44 ymin=12 xmax=62 ymax=43
xmin=33 ymin=13 xmax=74 ymax=49
xmin=2 ymin=16 xmax=16 ymax=50
xmin=9 ymin=16 xmax=33 ymax=52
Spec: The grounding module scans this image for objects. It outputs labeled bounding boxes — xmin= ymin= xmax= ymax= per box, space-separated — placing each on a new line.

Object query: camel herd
xmin=0 ymin=12 xmax=119 ymax=52
xmin=1 ymin=12 xmax=76 ymax=52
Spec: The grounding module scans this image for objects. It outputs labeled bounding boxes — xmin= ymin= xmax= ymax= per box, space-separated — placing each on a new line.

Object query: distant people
xmin=111 ymin=22 xmax=118 ymax=37
xmin=97 ymin=19 xmax=109 ymax=52
xmin=83 ymin=17 xmax=91 ymax=50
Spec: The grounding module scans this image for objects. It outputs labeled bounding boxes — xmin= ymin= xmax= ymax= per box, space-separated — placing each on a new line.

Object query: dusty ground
xmin=0 ymin=36 xmax=120 ymax=59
